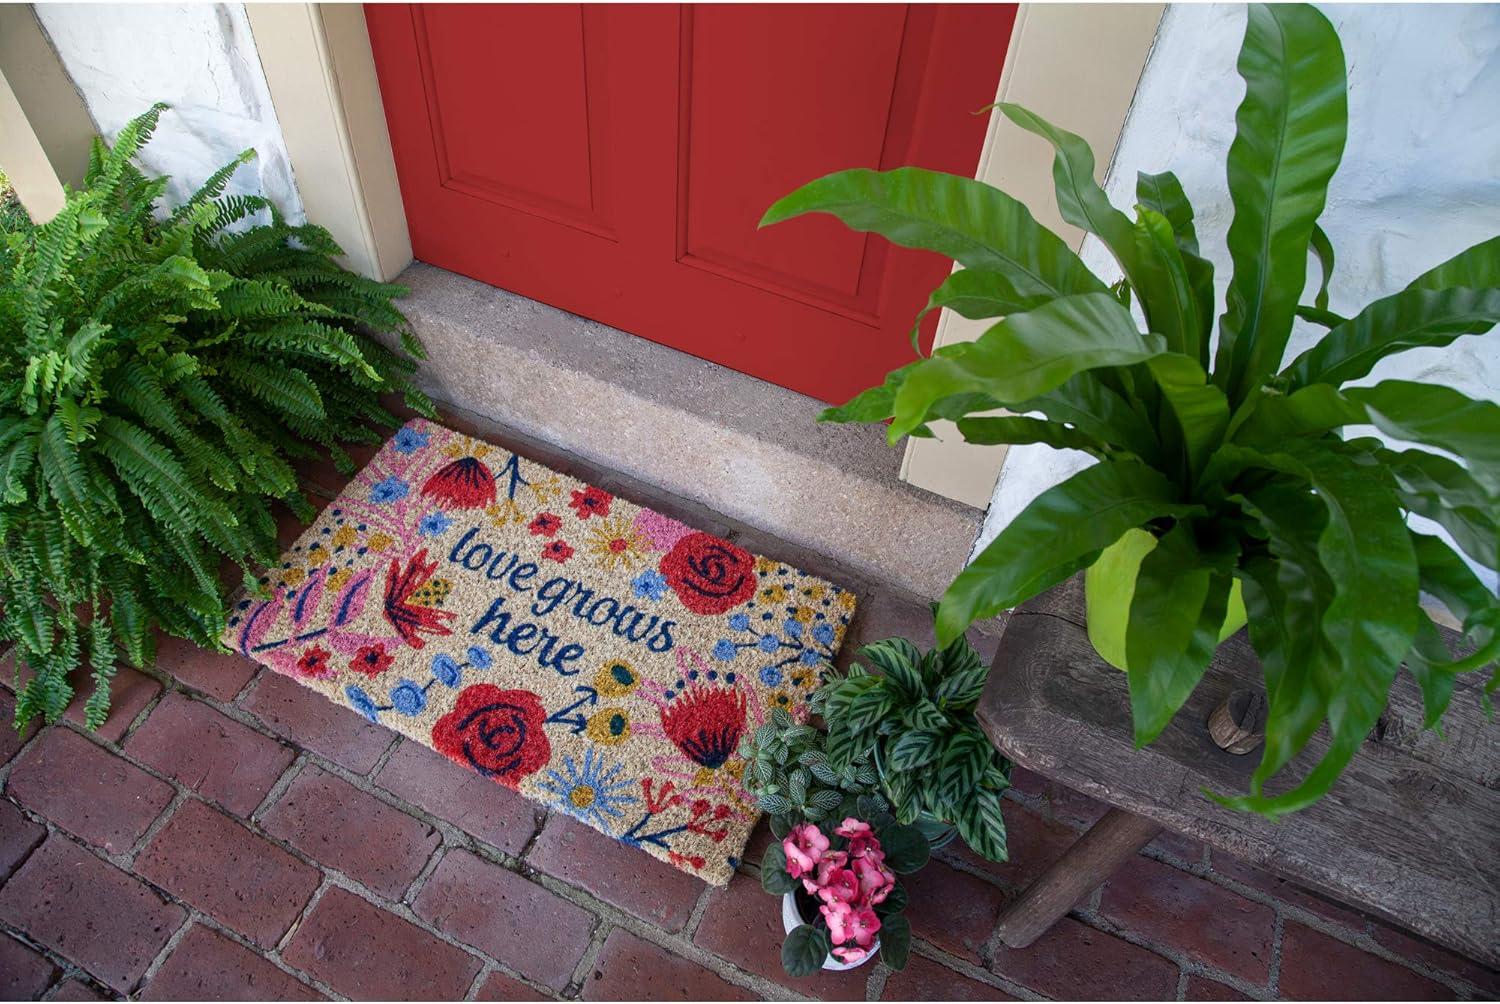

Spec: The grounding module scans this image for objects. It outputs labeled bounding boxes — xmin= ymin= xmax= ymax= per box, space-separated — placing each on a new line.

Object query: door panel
xmin=367 ymin=3 xmax=1014 ymax=403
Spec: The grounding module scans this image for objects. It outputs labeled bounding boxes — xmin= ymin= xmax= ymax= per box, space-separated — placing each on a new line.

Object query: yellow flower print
xmin=411 ymin=577 xmax=452 ymax=607
xmin=585 ymin=707 xmax=632 ymax=746
xmin=836 ymin=590 xmax=857 ymax=612
xmin=754 ymin=556 xmax=779 ymax=575
xmin=280 ymin=567 xmax=306 ymax=588
xmin=528 ymin=475 xmax=562 ymax=504
xmin=331 ymin=525 xmax=357 ymax=549
xmin=789 ymin=667 xmax=816 ymax=690
xmin=486 ymin=499 xmax=526 ymax=527
xmin=758 ymin=584 xmax=788 ymax=604
xmin=594 ymin=659 xmax=639 ymax=698
xmin=801 ymin=583 xmax=828 ymax=602
xmin=585 ymin=516 xmax=647 ymax=571
xmin=327 ymin=568 xmax=353 ymax=592
xmin=305 ymin=544 xmax=329 ymax=567
xmin=792 ymin=605 xmax=814 ymax=624
xmin=367 ymin=532 xmax=394 ymax=552
xmin=765 ymin=688 xmax=795 ymax=714
xmin=443 ymin=436 xmax=491 ymax=460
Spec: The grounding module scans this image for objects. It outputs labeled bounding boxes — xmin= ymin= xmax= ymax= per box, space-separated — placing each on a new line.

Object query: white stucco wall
xmin=34 ymin=3 xmax=301 ymax=218
xmin=977 ymin=3 xmax=1500 ymax=588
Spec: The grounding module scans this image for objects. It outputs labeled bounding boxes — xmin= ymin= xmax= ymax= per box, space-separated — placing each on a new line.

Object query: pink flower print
xmin=634 ymin=508 xmax=693 ymax=551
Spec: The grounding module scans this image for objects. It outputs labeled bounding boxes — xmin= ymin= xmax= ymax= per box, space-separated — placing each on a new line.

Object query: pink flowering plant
xmin=761 ymin=814 xmax=929 ymax=975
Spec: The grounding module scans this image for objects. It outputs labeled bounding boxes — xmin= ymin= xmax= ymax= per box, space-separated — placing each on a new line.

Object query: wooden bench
xmin=975 ymin=574 xmax=1499 ymax=968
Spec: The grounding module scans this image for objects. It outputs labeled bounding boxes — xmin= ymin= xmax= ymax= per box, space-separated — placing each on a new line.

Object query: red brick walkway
xmin=1 ymin=418 xmax=1494 ymax=1002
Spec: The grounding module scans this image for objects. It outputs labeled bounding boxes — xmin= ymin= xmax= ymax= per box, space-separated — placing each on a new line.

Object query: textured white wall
xmin=34 ymin=3 xmax=302 ymax=218
xmin=977 ymin=3 xmax=1500 ymax=589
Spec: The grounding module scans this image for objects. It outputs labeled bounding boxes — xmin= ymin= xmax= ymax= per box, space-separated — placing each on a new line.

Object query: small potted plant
xmin=816 ymin=635 xmax=1012 ymax=860
xmin=760 ymin=815 xmax=928 ymax=974
xmin=740 ymin=706 xmax=887 ymax=839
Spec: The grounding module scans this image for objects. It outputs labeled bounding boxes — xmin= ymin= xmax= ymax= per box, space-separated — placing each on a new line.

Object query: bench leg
xmin=995 ymin=807 xmax=1162 ymax=948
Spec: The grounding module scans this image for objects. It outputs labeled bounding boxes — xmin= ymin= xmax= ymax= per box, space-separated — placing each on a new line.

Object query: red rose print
xmin=349 ymin=643 xmax=394 ymax=677
xmin=296 ymin=645 xmax=334 ymax=679
xmin=431 ymin=685 xmax=550 ymax=788
xmin=568 ymin=486 xmax=612 ymax=519
xmin=541 ymin=539 xmax=574 ymax=563
xmin=422 ymin=456 xmax=497 ymax=510
xmin=528 ymin=512 xmax=562 ymax=537
xmin=659 ymin=532 xmax=757 ymax=614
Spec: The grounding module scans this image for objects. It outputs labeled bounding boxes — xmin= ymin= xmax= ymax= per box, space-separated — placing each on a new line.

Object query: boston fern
xmin=0 ymin=104 xmax=431 ymax=730
xmin=762 ymin=4 xmax=1499 ymax=814
xmin=817 ymin=637 xmax=1011 ymax=860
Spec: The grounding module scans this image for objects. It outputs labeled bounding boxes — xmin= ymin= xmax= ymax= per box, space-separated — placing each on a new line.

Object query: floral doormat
xmin=224 ymin=419 xmax=855 ymax=884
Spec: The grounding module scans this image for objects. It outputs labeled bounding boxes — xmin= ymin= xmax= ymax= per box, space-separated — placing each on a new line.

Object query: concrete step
xmin=385 ymin=263 xmax=985 ymax=601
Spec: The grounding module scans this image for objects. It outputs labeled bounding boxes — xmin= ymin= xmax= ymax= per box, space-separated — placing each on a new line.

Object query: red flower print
xmin=431 ymin=685 xmax=551 ymax=788
xmin=660 ymin=683 xmax=748 ymax=769
xmin=295 ymin=645 xmax=334 ymax=679
xmin=422 ymin=456 xmax=497 ymax=510
xmin=382 ymin=549 xmax=457 ymax=648
xmin=528 ymin=512 xmax=562 ymax=537
xmin=568 ymin=486 xmax=612 ymax=519
xmin=659 ymin=532 xmax=757 ymax=614
xmin=349 ymin=643 xmax=395 ymax=677
xmin=541 ymin=539 xmax=574 ymax=563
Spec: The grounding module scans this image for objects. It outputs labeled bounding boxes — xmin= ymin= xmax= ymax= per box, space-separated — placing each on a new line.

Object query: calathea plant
xmin=740 ymin=704 xmax=888 ymax=836
xmin=1 ymin=104 xmax=432 ymax=729
xmin=816 ymin=636 xmax=1011 ymax=860
xmin=762 ymin=4 xmax=1499 ymax=814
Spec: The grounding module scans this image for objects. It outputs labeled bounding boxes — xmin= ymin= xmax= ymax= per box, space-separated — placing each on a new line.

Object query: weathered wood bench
xmin=976 ymin=574 xmax=1499 ymax=968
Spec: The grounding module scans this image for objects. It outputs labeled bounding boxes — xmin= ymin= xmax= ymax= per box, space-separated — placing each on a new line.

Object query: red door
xmin=366 ymin=4 xmax=1014 ymax=403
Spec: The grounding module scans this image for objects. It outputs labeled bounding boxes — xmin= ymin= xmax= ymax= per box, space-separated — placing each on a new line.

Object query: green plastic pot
xmin=1084 ymin=528 xmax=1248 ymax=671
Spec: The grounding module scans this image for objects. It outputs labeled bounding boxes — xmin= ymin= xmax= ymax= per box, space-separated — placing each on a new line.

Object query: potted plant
xmin=760 ymin=3 xmax=1499 ymax=815
xmin=760 ymin=815 xmax=928 ymax=975
xmin=1 ymin=104 xmax=430 ymax=729
xmin=816 ymin=636 xmax=1011 ymax=860
xmin=740 ymin=705 xmax=888 ymax=839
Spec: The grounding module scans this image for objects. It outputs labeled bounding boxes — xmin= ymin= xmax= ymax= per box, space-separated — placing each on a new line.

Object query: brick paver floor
xmin=1 ymin=411 xmax=1494 ymax=1001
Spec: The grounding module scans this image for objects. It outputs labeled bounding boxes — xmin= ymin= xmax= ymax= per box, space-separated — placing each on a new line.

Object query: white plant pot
xmin=781 ymin=891 xmax=878 ymax=971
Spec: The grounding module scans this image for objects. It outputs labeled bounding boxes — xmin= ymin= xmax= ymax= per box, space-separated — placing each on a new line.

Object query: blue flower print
xmin=346 ymin=685 xmax=379 ymax=723
xmin=632 ymin=569 xmax=668 ymax=601
xmin=759 ymin=665 xmax=783 ymax=686
xmin=466 ymin=646 xmax=492 ymax=670
xmin=390 ymin=678 xmax=428 ymax=715
xmin=728 ymin=612 xmax=750 ymax=631
xmin=783 ymin=618 xmax=803 ymax=638
xmin=812 ymin=622 xmax=835 ymax=646
xmin=418 ymin=511 xmax=453 ymax=536
xmin=758 ymin=634 xmax=781 ymax=654
xmin=431 ymin=653 xmax=462 ymax=688
xmin=712 ymin=639 xmax=737 ymax=661
xmin=799 ymin=648 xmax=822 ymax=666
xmin=371 ymin=476 xmax=409 ymax=504
xmin=393 ymin=426 xmax=431 ymax=454
xmin=537 ymin=748 xmax=638 ymax=832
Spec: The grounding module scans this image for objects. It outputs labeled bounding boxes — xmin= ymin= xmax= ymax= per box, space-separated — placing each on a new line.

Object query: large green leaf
xmin=761 ymin=167 xmax=1104 ymax=301
xmin=1145 ymin=353 xmax=1230 ymax=481
xmin=1343 ymin=381 xmax=1500 ymax=497
xmin=1124 ymin=524 xmax=1236 ymax=745
xmin=1282 ymin=286 xmax=1500 ymax=389
xmin=935 ymin=460 xmax=1203 ymax=644
xmin=955 ymin=416 xmax=1110 ymax=456
xmin=909 ymin=268 xmax=1052 ymax=347
xmin=889 ymin=292 xmax=1168 ymax=441
xmin=1137 ymin=170 xmax=1215 ymax=359
xmin=1383 ymin=448 xmax=1498 ymax=570
xmin=1219 ymin=441 xmax=1418 ymax=815
xmin=1131 ymin=208 xmax=1205 ymax=361
xmin=1214 ymin=4 xmax=1348 ymax=405
xmin=1024 ymin=373 xmax=1162 ymax=462
xmin=1405 ymin=534 xmax=1500 ymax=716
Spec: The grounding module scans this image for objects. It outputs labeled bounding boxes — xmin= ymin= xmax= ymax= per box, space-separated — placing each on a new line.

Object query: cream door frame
xmin=244 ymin=4 xmax=412 ymax=282
xmin=899 ymin=4 xmax=1164 ymax=509
xmin=0 ymin=5 xmax=95 ymax=222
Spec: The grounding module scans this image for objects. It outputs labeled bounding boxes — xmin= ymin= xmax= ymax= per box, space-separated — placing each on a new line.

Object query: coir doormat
xmin=224 ymin=418 xmax=855 ymax=884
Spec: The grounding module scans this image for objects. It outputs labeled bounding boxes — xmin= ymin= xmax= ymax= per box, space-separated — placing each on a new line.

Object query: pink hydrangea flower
xmin=782 ymin=822 xmax=829 ymax=879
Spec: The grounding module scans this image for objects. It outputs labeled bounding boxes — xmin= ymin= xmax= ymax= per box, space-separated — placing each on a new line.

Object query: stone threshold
xmin=385 ymin=263 xmax=987 ymax=602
